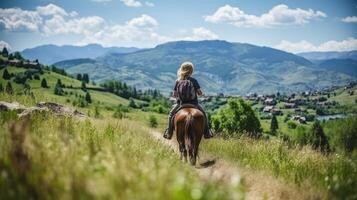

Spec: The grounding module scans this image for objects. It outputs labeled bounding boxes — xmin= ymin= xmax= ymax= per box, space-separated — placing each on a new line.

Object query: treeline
xmin=100 ymin=80 xmax=163 ymax=101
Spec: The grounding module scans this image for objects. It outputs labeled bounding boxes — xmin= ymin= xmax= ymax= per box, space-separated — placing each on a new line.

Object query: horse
xmin=174 ymin=107 xmax=205 ymax=166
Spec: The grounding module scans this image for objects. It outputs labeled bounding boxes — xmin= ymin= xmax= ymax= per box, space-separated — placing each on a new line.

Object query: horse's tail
xmin=184 ymin=112 xmax=195 ymax=158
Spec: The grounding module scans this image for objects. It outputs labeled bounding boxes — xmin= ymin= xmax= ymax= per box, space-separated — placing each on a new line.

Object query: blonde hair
xmin=177 ymin=61 xmax=194 ymax=80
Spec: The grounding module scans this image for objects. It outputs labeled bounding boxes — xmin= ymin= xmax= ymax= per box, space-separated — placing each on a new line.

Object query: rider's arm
xmin=173 ymin=81 xmax=178 ymax=98
xmin=197 ymin=89 xmax=203 ymax=97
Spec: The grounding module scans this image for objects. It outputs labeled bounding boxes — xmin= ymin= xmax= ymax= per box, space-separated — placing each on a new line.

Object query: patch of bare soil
xmin=148 ymin=130 xmax=324 ymax=200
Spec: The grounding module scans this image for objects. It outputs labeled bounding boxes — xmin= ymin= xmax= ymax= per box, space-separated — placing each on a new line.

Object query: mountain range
xmin=21 ymin=44 xmax=139 ymax=65
xmin=298 ymin=51 xmax=357 ymax=61
xmin=47 ymin=40 xmax=354 ymax=95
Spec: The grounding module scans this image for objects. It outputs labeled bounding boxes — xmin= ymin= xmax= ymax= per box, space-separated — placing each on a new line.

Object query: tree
xmin=76 ymin=74 xmax=82 ymax=81
xmin=211 ymin=98 xmax=262 ymax=138
xmin=85 ymin=92 xmax=92 ymax=103
xmin=81 ymin=81 xmax=86 ymax=91
xmin=82 ymin=73 xmax=89 ymax=83
xmin=5 ymin=82 xmax=13 ymax=94
xmin=0 ymin=83 xmax=3 ymax=93
xmin=2 ymin=69 xmax=11 ymax=80
xmin=54 ymin=79 xmax=64 ymax=95
xmin=270 ymin=114 xmax=279 ymax=135
xmin=149 ymin=115 xmax=158 ymax=128
xmin=1 ymin=47 xmax=9 ymax=57
xmin=309 ymin=121 xmax=329 ymax=152
xmin=41 ymin=78 xmax=48 ymax=88
xmin=13 ymin=52 xmax=23 ymax=60
xmin=128 ymin=98 xmax=136 ymax=108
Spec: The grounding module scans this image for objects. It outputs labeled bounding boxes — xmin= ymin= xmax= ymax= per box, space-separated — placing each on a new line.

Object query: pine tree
xmin=270 ymin=114 xmax=279 ymax=135
xmin=85 ymin=92 xmax=92 ymax=103
xmin=5 ymin=82 xmax=13 ymax=94
xmin=128 ymin=98 xmax=136 ymax=108
xmin=82 ymin=73 xmax=89 ymax=83
xmin=76 ymin=74 xmax=82 ymax=81
xmin=2 ymin=47 xmax=9 ymax=57
xmin=54 ymin=79 xmax=63 ymax=95
xmin=310 ymin=121 xmax=330 ymax=152
xmin=13 ymin=52 xmax=23 ymax=60
xmin=81 ymin=81 xmax=86 ymax=91
xmin=41 ymin=78 xmax=48 ymax=88
xmin=2 ymin=69 xmax=11 ymax=80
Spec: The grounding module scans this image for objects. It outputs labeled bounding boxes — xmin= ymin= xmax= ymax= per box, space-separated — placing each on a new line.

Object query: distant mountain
xmin=298 ymin=51 xmax=357 ymax=62
xmin=21 ymin=44 xmax=140 ymax=65
xmin=54 ymin=40 xmax=353 ymax=95
xmin=318 ymin=59 xmax=357 ymax=77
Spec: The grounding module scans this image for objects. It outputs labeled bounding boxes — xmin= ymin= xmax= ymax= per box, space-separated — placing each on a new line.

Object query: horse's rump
xmin=174 ymin=108 xmax=205 ymax=165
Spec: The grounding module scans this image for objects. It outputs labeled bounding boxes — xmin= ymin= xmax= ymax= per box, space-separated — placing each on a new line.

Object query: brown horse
xmin=174 ymin=107 xmax=205 ymax=165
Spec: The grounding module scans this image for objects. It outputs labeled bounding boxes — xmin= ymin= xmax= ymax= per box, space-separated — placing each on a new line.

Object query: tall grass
xmin=0 ymin=112 xmax=243 ymax=200
xmin=202 ymin=137 xmax=357 ymax=199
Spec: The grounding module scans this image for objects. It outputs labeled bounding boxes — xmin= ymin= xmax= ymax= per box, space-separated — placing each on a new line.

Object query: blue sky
xmin=0 ymin=0 xmax=356 ymax=52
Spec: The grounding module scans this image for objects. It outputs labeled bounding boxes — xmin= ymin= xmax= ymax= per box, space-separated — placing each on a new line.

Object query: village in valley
xmin=199 ymin=81 xmax=357 ymax=136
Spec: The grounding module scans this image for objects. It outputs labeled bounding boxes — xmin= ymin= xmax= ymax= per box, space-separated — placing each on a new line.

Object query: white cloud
xmin=120 ymin=0 xmax=142 ymax=7
xmin=0 ymin=4 xmax=105 ymax=36
xmin=80 ymin=14 xmax=169 ymax=47
xmin=275 ymin=38 xmax=357 ymax=53
xmin=145 ymin=1 xmax=155 ymax=7
xmin=36 ymin=3 xmax=69 ymax=16
xmin=0 ymin=7 xmax=42 ymax=31
xmin=204 ymin=4 xmax=326 ymax=27
xmin=0 ymin=41 xmax=11 ymax=51
xmin=342 ymin=16 xmax=357 ymax=23
xmin=0 ymin=4 xmax=218 ymax=48
xmin=182 ymin=27 xmax=219 ymax=41
xmin=42 ymin=15 xmax=105 ymax=35
xmin=126 ymin=14 xmax=158 ymax=27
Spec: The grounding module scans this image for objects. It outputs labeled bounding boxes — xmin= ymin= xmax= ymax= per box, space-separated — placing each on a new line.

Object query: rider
xmin=163 ymin=61 xmax=214 ymax=140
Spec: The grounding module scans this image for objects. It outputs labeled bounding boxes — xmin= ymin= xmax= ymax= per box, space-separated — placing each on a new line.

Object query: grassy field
xmin=1 ymin=64 xmax=356 ymax=199
xmin=201 ymin=137 xmax=357 ymax=199
xmin=0 ymin=112 xmax=243 ymax=200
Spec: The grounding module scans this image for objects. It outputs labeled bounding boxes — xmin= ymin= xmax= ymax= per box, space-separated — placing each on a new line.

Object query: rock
xmin=0 ymin=101 xmax=86 ymax=119
xmin=36 ymin=102 xmax=86 ymax=119
xmin=18 ymin=107 xmax=49 ymax=118
xmin=0 ymin=101 xmax=26 ymax=113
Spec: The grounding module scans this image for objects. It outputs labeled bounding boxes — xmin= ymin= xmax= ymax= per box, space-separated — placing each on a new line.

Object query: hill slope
xmin=317 ymin=59 xmax=357 ymax=77
xmin=298 ymin=51 xmax=357 ymax=61
xmin=54 ymin=40 xmax=353 ymax=95
xmin=22 ymin=44 xmax=140 ymax=65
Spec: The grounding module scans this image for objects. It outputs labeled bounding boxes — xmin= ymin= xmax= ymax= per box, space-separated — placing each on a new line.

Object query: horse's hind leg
xmin=189 ymin=148 xmax=196 ymax=166
xmin=179 ymin=143 xmax=187 ymax=162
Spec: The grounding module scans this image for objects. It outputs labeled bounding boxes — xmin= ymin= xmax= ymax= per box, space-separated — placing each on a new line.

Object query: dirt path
xmin=148 ymin=130 xmax=322 ymax=200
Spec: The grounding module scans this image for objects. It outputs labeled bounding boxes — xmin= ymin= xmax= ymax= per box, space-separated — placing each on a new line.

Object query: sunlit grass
xmin=0 ymin=113 xmax=243 ymax=200
xmin=201 ymin=137 xmax=357 ymax=199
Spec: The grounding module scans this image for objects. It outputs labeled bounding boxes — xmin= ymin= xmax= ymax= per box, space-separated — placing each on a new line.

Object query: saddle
xmin=171 ymin=104 xmax=199 ymax=130
xmin=178 ymin=103 xmax=198 ymax=111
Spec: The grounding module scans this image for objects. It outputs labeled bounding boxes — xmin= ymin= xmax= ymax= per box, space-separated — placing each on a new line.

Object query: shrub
xmin=211 ymin=98 xmax=262 ymax=138
xmin=2 ymin=68 xmax=11 ymax=80
xmin=309 ymin=121 xmax=329 ymax=152
xmin=128 ymin=98 xmax=136 ymax=108
xmin=5 ymin=82 xmax=13 ymax=95
xmin=13 ymin=73 xmax=27 ymax=84
xmin=323 ymin=117 xmax=357 ymax=153
xmin=270 ymin=115 xmax=278 ymax=135
xmin=287 ymin=121 xmax=297 ymax=129
xmin=54 ymin=80 xmax=64 ymax=95
xmin=112 ymin=105 xmax=128 ymax=119
xmin=85 ymin=92 xmax=92 ymax=103
xmin=41 ymin=78 xmax=48 ymax=88
xmin=149 ymin=115 xmax=158 ymax=128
